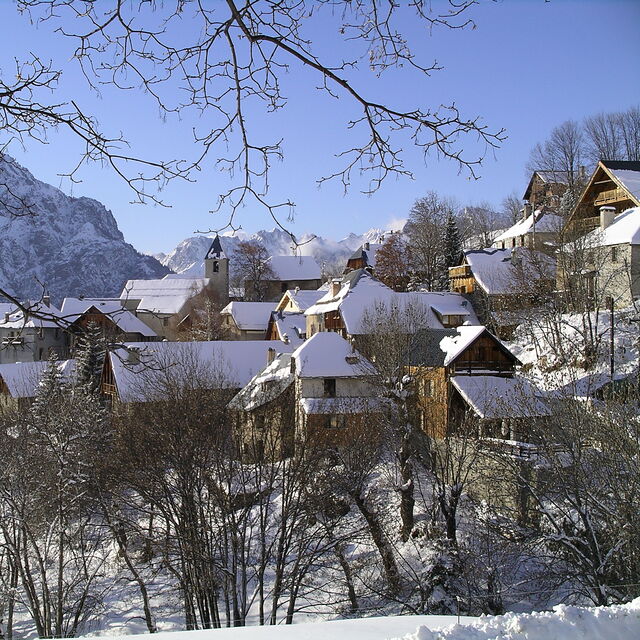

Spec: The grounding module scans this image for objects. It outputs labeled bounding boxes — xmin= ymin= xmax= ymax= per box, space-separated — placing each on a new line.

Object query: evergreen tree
xmin=436 ymin=212 xmax=463 ymax=290
xmin=73 ymin=322 xmax=107 ymax=394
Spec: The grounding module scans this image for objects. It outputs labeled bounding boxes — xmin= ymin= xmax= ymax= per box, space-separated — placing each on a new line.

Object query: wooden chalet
xmin=565 ymin=160 xmax=640 ymax=236
xmin=523 ymin=170 xmax=571 ymax=209
xmin=344 ymin=241 xmax=383 ymax=274
xmin=406 ymin=326 xmax=548 ymax=440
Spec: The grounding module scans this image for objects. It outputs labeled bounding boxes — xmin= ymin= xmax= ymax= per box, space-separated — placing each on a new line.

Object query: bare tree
xmin=405 ymin=192 xmax=457 ymax=290
xmin=375 ymin=234 xmax=413 ymax=292
xmin=527 ymin=120 xmax=585 ymax=191
xmin=11 ymin=0 xmax=504 ymax=237
xmin=235 ymin=240 xmax=276 ymax=302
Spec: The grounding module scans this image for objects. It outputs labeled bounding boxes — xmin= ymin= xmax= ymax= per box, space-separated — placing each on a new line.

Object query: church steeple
xmin=204 ymin=235 xmax=229 ymax=304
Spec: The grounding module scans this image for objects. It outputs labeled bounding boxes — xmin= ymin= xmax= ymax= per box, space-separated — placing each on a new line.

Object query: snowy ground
xmin=79 ymin=599 xmax=639 ymax=640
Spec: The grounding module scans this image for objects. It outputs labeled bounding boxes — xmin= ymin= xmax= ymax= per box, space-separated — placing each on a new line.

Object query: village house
xmin=120 ymin=275 xmax=214 ymax=339
xmin=557 ymin=206 xmax=640 ymax=308
xmin=243 ymin=255 xmax=323 ymax=302
xmin=492 ymin=208 xmax=563 ymax=253
xmin=229 ymin=332 xmax=386 ymax=460
xmin=100 ymin=339 xmax=294 ymax=406
xmin=343 ymin=241 xmax=384 ymax=274
xmin=407 ymin=325 xmax=549 ymax=441
xmin=0 ymin=358 xmax=76 ymax=413
xmin=523 ymin=170 xmax=573 ymax=210
xmin=0 ymin=299 xmax=69 ymax=364
xmin=565 ymin=160 xmax=640 ymax=236
xmin=60 ymin=297 xmax=159 ymax=346
xmin=304 ymin=269 xmax=479 ymax=343
xmin=448 ymin=247 xmax=556 ymax=336
xmin=220 ymin=301 xmax=276 ymax=340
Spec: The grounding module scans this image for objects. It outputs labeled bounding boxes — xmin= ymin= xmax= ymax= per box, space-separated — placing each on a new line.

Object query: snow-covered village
xmin=0 ymin=2 xmax=639 ymax=640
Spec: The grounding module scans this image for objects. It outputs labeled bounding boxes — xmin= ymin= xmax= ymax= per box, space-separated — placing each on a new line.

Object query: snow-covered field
xmin=81 ymin=599 xmax=639 ymax=640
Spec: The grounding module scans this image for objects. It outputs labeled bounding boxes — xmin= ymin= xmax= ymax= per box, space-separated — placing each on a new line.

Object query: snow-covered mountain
xmin=0 ymin=156 xmax=170 ymax=303
xmin=159 ymin=226 xmax=400 ymax=278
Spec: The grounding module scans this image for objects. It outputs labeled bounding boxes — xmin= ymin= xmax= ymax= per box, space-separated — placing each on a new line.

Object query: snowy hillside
xmin=158 ymin=225 xmax=400 ymax=278
xmin=78 ymin=599 xmax=639 ymax=640
xmin=0 ymin=155 xmax=169 ymax=303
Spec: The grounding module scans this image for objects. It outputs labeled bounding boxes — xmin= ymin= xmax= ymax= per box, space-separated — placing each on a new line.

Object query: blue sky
xmin=1 ymin=0 xmax=639 ymax=254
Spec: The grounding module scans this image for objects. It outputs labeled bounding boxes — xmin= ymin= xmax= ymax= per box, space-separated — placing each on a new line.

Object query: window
xmin=255 ymin=415 xmax=265 ymax=431
xmin=212 ymin=260 xmax=219 ymax=273
xmin=323 ymin=378 xmax=336 ymax=397
xmin=324 ymin=415 xmax=346 ymax=429
xmin=162 ymin=317 xmax=169 ymax=327
xmin=419 ymin=378 xmax=433 ymax=398
xmin=611 ymin=247 xmax=618 ymax=263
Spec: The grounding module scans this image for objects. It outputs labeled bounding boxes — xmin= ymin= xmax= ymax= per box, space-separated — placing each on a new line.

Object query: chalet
xmin=0 ymin=299 xmax=69 ymax=364
xmin=265 ymin=310 xmax=306 ymax=347
xmin=243 ymin=256 xmax=322 ymax=302
xmin=0 ymin=359 xmax=75 ymax=413
xmin=304 ymin=270 xmax=479 ymax=341
xmin=100 ymin=339 xmax=294 ymax=405
xmin=60 ymin=298 xmax=158 ymax=345
xmin=492 ymin=209 xmax=563 ymax=253
xmin=120 ymin=275 xmax=214 ymax=339
xmin=523 ymin=170 xmax=571 ymax=210
xmin=565 ymin=160 xmax=640 ymax=236
xmin=230 ymin=332 xmax=385 ymax=460
xmin=449 ymin=247 xmax=556 ymax=336
xmin=275 ymin=288 xmax=325 ymax=313
xmin=220 ymin=301 xmax=275 ymax=340
xmin=557 ymin=206 xmax=640 ymax=307
xmin=407 ymin=325 xmax=549 ymax=441
xmin=344 ymin=241 xmax=383 ymax=274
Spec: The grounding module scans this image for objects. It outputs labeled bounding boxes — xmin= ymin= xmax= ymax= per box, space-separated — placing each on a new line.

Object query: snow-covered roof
xmin=451 ymin=375 xmax=551 ymax=419
xmin=535 ymin=170 xmax=570 ymax=185
xmin=269 ymin=311 xmax=306 ymax=346
xmin=493 ymin=210 xmax=563 ymax=244
xmin=0 ymin=300 xmax=63 ymax=330
xmin=300 ymin=397 xmax=389 ymax=415
xmin=292 ymin=332 xmax=375 ymax=378
xmin=107 ymin=340 xmax=295 ymax=403
xmin=120 ymin=276 xmax=210 ymax=315
xmin=221 ymin=301 xmax=275 ymax=331
xmin=604 ymin=160 xmax=640 ymax=202
xmin=305 ymin=270 xmax=479 ymax=335
xmin=575 ymin=207 xmax=640 ymax=247
xmin=60 ymin=298 xmax=157 ymax=337
xmin=267 ymin=256 xmax=321 ymax=281
xmin=439 ymin=326 xmax=487 ymax=366
xmin=277 ymin=289 xmax=325 ymax=312
xmin=0 ymin=359 xmax=76 ymax=398
xmin=463 ymin=248 xmax=556 ymax=295
xmin=347 ymin=243 xmax=384 ymax=269
xmin=205 ymin=235 xmax=226 ymax=260
xmin=228 ymin=353 xmax=294 ymax=412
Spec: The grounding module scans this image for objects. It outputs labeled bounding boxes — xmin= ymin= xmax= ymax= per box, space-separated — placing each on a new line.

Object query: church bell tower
xmin=204 ymin=235 xmax=229 ymax=305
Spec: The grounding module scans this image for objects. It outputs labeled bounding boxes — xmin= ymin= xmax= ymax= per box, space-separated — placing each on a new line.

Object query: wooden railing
xmin=449 ymin=265 xmax=471 ymax=278
xmin=570 ymin=215 xmax=600 ymax=235
xmin=594 ymin=187 xmax=626 ymax=206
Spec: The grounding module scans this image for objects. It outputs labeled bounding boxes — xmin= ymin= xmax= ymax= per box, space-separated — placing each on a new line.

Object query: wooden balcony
xmin=449 ymin=264 xmax=471 ymax=278
xmin=593 ymin=187 xmax=627 ymax=206
xmin=569 ymin=215 xmax=600 ymax=235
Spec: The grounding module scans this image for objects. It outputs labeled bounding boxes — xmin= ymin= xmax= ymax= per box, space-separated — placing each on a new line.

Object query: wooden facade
xmin=566 ymin=161 xmax=640 ymax=236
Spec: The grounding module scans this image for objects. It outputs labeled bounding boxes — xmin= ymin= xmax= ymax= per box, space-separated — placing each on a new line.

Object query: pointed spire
xmin=205 ymin=235 xmax=226 ymax=259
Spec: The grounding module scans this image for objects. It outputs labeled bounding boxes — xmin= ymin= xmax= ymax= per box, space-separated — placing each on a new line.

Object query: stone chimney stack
xmin=330 ymin=279 xmax=341 ymax=297
xmin=364 ymin=242 xmax=370 ymax=251
xmin=267 ymin=347 xmax=276 ymax=364
xmin=600 ymin=206 xmax=616 ymax=230
xmin=42 ymin=294 xmax=51 ymax=307
xmin=523 ymin=202 xmax=533 ymax=220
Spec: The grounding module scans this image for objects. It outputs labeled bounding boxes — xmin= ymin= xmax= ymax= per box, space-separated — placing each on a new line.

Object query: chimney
xmin=267 ymin=347 xmax=276 ymax=364
xmin=3 ymin=312 xmax=9 ymax=323
xmin=330 ymin=279 xmax=341 ymax=297
xmin=364 ymin=242 xmax=370 ymax=251
xmin=579 ymin=165 xmax=586 ymax=180
xmin=600 ymin=206 xmax=616 ymax=230
xmin=42 ymin=294 xmax=51 ymax=307
xmin=282 ymin=333 xmax=289 ymax=345
xmin=127 ymin=347 xmax=140 ymax=364
xmin=523 ymin=202 xmax=533 ymax=219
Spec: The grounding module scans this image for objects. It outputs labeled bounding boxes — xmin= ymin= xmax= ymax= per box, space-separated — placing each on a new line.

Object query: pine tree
xmin=73 ymin=321 xmax=107 ymax=394
xmin=436 ymin=212 xmax=463 ymax=290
